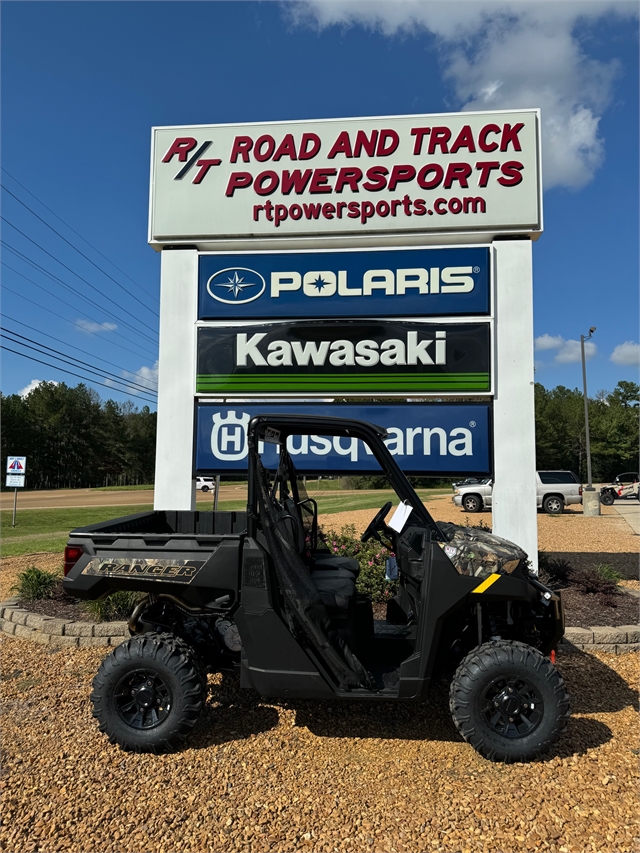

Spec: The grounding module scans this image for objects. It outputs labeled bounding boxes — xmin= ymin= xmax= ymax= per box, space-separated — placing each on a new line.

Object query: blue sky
xmin=1 ymin=0 xmax=638 ymax=408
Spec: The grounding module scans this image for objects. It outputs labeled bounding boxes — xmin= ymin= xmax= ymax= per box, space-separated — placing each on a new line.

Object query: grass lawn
xmin=1 ymin=488 xmax=450 ymax=557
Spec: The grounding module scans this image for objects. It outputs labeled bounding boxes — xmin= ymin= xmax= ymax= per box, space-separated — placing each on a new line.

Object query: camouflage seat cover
xmin=437 ymin=522 xmax=527 ymax=579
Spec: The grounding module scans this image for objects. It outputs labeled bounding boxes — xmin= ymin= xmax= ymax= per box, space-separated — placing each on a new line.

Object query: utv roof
xmin=249 ymin=413 xmax=389 ymax=439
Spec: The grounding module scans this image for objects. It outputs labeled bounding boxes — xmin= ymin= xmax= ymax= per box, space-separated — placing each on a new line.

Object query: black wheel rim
xmin=114 ymin=668 xmax=172 ymax=730
xmin=481 ymin=676 xmax=544 ymax=739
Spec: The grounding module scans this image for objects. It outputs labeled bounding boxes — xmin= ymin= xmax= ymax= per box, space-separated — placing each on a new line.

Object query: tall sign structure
xmin=149 ymin=110 xmax=541 ymax=568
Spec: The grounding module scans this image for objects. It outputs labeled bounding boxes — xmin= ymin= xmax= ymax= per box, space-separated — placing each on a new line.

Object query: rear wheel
xmin=462 ymin=494 xmax=483 ymax=513
xmin=91 ymin=632 xmax=206 ymax=753
xmin=543 ymin=495 xmax=564 ymax=514
xmin=450 ymin=640 xmax=570 ymax=763
xmin=201 ymin=485 xmax=209 ymax=492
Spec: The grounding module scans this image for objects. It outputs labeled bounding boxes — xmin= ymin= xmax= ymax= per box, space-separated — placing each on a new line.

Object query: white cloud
xmin=611 ymin=341 xmax=640 ymax=366
xmin=289 ymin=1 xmax=637 ymax=188
xmin=76 ymin=319 xmax=118 ymax=334
xmin=534 ymin=333 xmax=596 ymax=363
xmin=18 ymin=379 xmax=59 ymax=398
xmin=534 ymin=333 xmax=564 ymax=351
xmin=123 ymin=360 xmax=159 ymax=393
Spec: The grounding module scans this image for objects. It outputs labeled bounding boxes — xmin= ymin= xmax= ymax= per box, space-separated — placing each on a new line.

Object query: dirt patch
xmin=0 ymin=635 xmax=638 ymax=853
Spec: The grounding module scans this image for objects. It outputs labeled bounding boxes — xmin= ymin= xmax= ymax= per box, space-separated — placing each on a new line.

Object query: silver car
xmin=453 ymin=471 xmax=583 ymax=514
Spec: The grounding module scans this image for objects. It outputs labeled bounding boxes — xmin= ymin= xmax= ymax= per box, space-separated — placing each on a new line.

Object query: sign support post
xmin=154 ymin=249 xmax=199 ymax=511
xmin=12 ymin=488 xmax=18 ymax=528
xmin=492 ymin=239 xmax=538 ymax=568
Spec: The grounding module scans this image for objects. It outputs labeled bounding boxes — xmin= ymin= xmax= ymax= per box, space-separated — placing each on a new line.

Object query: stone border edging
xmin=1 ymin=596 xmax=637 ymax=654
xmin=0 ymin=598 xmax=128 ymax=648
xmin=558 ymin=626 xmax=639 ymax=655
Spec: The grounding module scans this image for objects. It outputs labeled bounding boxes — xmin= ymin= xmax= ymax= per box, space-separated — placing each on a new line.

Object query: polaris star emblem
xmin=207 ymin=267 xmax=266 ymax=305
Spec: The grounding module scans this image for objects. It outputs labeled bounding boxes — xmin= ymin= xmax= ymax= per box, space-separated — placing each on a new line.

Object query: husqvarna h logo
xmin=207 ymin=268 xmax=266 ymax=305
xmin=211 ymin=411 xmax=251 ymax=461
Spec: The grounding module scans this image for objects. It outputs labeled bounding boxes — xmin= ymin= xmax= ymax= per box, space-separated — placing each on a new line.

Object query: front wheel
xmin=462 ymin=494 xmax=483 ymax=513
xmin=200 ymin=485 xmax=209 ymax=492
xmin=91 ymin=632 xmax=206 ymax=753
xmin=600 ymin=491 xmax=615 ymax=506
xmin=450 ymin=640 xmax=570 ymax=763
xmin=543 ymin=495 xmax=564 ymax=514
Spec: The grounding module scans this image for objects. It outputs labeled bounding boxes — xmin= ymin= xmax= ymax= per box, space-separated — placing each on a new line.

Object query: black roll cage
xmin=246 ymin=414 xmax=444 ymax=542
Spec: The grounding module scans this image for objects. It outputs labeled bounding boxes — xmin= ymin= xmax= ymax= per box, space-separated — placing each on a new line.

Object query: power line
xmin=2 ymin=328 xmax=158 ymax=396
xmin=1 ymin=242 xmax=158 ymax=346
xmin=1 ymin=182 xmax=159 ymax=318
xmin=2 ymin=313 xmax=158 ymax=384
xmin=1 ymin=345 xmax=157 ymax=405
xmin=1 ymin=166 xmax=156 ymax=300
xmin=2 ymin=263 xmax=158 ymax=360
xmin=1 ymin=217 xmax=159 ymax=338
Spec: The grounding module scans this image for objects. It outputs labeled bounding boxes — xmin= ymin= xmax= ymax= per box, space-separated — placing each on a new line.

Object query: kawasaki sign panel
xmin=196 ymin=320 xmax=491 ymax=396
xmin=195 ymin=404 xmax=491 ymax=475
xmin=149 ymin=110 xmax=542 ymax=247
xmin=199 ymin=246 xmax=489 ymax=320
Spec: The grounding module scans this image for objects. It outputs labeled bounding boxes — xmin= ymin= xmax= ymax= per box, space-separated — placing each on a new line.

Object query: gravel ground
xmin=1 ymin=635 xmax=638 ymax=853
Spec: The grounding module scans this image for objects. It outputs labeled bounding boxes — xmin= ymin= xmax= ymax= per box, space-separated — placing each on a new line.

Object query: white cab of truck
xmin=453 ymin=471 xmax=583 ymax=515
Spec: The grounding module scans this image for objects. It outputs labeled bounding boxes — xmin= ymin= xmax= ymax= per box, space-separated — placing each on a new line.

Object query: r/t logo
xmin=162 ymin=137 xmax=221 ymax=184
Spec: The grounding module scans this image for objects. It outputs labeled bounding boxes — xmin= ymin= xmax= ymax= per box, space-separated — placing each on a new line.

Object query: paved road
xmin=613 ymin=499 xmax=640 ymax=534
xmin=0 ymin=486 xmax=248 ymax=510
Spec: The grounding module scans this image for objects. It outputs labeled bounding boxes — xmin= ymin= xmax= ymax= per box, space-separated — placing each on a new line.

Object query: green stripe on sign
xmin=196 ymin=373 xmax=490 ymax=392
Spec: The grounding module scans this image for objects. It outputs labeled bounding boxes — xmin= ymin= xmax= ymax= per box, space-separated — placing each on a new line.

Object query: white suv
xmin=196 ymin=476 xmax=216 ymax=493
xmin=453 ymin=471 xmax=583 ymax=515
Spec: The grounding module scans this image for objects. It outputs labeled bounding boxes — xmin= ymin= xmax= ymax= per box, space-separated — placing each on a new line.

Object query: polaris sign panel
xmin=149 ymin=110 xmax=542 ymax=247
xmin=198 ymin=246 xmax=489 ymax=320
xmin=195 ymin=404 xmax=491 ymax=474
xmin=196 ymin=320 xmax=491 ymax=396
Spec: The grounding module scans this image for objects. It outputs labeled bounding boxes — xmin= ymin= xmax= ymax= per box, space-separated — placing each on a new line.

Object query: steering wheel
xmin=361 ymin=501 xmax=393 ymax=543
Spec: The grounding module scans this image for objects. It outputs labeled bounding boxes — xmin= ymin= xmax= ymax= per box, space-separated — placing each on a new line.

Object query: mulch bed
xmin=559 ymin=586 xmax=638 ymax=628
xmin=16 ymin=582 xmax=94 ymax=622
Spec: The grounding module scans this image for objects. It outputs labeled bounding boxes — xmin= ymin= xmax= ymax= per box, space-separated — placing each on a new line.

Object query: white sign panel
xmin=6 ymin=456 xmax=26 ymax=474
xmin=6 ymin=474 xmax=25 ymax=488
xmin=150 ymin=110 xmax=542 ymax=248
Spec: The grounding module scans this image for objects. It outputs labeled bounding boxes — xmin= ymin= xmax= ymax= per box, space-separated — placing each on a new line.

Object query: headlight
xmin=454 ymin=489 xmax=460 ymax=495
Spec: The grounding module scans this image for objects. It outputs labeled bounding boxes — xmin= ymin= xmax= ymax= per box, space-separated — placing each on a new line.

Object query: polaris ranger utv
xmin=63 ymin=415 xmax=569 ymax=762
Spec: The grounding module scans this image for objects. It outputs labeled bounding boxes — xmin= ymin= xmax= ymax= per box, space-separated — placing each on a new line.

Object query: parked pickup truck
xmin=453 ymin=471 xmax=583 ymax=515
xmin=63 ymin=414 xmax=567 ymax=763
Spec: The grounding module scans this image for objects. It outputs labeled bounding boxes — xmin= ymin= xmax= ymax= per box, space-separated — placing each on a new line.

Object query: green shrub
xmin=85 ymin=591 xmax=145 ymax=622
xmin=321 ymin=523 xmax=398 ymax=603
xmin=11 ymin=566 xmax=59 ymax=600
xmin=592 ymin=564 xmax=622 ymax=583
xmin=568 ymin=568 xmax=619 ymax=597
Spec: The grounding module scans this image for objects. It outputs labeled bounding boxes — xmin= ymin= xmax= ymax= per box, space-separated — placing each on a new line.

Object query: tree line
xmin=1 ymin=382 xmax=156 ymax=489
xmin=1 ymin=379 xmax=637 ymax=490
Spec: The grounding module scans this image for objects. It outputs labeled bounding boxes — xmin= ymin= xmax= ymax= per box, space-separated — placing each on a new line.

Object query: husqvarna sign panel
xmin=195 ymin=404 xmax=491 ymax=474
xmin=149 ymin=110 xmax=542 ymax=247
xmin=196 ymin=320 xmax=491 ymax=396
xmin=198 ymin=246 xmax=489 ymax=320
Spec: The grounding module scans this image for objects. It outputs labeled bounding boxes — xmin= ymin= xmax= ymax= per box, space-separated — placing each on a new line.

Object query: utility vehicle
xmin=63 ymin=415 xmax=569 ymax=762
xmin=600 ymin=472 xmax=639 ymax=506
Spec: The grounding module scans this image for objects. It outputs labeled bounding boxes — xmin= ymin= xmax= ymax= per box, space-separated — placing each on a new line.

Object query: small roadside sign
xmin=6 ymin=474 xmax=25 ymax=488
xmin=6 ymin=456 xmax=27 ymax=474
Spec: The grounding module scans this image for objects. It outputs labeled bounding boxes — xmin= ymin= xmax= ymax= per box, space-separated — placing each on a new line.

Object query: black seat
xmin=312 ymin=551 xmax=360 ymax=578
xmin=312 ymin=572 xmax=356 ymax=611
xmin=280 ymin=496 xmax=358 ymax=610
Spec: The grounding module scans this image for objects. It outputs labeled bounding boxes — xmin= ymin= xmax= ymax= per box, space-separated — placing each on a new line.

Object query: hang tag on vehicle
xmin=262 ymin=427 xmax=281 ymax=445
xmin=389 ymin=501 xmax=413 ymax=533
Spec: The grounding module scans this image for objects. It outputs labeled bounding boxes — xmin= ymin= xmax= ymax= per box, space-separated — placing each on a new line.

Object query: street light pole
xmin=581 ymin=327 xmax=600 ymax=516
